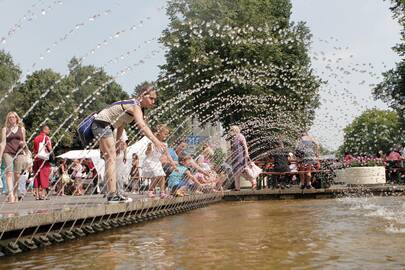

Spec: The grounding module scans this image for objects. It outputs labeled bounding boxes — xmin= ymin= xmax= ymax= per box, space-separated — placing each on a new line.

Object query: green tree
xmin=63 ymin=58 xmax=129 ymax=149
xmin=340 ymin=109 xmax=404 ymax=156
xmin=213 ymin=147 xmax=226 ymax=167
xmin=373 ymin=0 xmax=405 ymax=125
xmin=318 ymin=144 xmax=334 ymax=156
xmin=12 ymin=69 xmax=76 ymax=151
xmin=158 ymin=0 xmax=320 ymax=155
xmin=12 ymin=58 xmax=129 ymax=153
xmin=0 ymin=50 xmax=21 ymax=120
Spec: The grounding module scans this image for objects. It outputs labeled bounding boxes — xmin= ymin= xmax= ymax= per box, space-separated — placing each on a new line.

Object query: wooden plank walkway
xmin=0 ymin=193 xmax=222 ymax=235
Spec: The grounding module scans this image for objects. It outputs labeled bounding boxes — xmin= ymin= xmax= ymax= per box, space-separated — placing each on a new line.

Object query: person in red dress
xmin=33 ymin=125 xmax=52 ymax=200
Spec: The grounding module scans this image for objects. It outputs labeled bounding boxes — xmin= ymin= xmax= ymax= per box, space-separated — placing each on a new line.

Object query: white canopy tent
xmin=57 ymin=149 xmax=106 ymax=181
xmin=57 ymin=136 xmax=151 ymax=183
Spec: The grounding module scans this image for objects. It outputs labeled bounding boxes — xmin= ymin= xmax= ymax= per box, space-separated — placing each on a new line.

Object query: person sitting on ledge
xmin=268 ymin=140 xmax=290 ymax=189
xmin=168 ymin=156 xmax=203 ymax=197
xmin=195 ymin=144 xmax=221 ymax=189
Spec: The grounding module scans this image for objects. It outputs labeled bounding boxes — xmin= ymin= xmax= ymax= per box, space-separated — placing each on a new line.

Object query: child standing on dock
xmin=142 ymin=124 xmax=177 ymax=198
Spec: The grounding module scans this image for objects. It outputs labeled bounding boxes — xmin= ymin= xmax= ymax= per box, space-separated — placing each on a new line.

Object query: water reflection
xmin=2 ymin=198 xmax=405 ymax=269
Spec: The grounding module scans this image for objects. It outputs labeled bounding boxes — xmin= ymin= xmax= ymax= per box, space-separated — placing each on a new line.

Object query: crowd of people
xmin=0 ymin=125 xmax=244 ymax=204
xmin=0 ymin=113 xmax=55 ymax=203
xmin=264 ymin=138 xmax=405 ymax=189
xmin=1 ymin=83 xmax=403 ymax=203
xmin=0 ymin=84 xmax=258 ymax=204
xmin=263 ymin=132 xmax=322 ymax=189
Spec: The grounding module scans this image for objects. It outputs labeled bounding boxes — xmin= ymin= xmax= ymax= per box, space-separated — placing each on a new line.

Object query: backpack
xmin=77 ymin=112 xmax=96 ymax=147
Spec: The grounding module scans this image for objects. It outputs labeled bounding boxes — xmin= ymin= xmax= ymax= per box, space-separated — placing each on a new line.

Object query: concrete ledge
xmin=223 ymin=185 xmax=405 ymax=201
xmin=0 ymin=193 xmax=220 ymax=234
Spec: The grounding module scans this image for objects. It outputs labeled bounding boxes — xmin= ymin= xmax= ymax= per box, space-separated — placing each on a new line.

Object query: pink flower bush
xmin=344 ymin=156 xmax=386 ymax=168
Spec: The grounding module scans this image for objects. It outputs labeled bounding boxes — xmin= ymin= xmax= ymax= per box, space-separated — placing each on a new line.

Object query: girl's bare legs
xmin=234 ymin=173 xmax=241 ymax=191
xmin=57 ymin=182 xmax=65 ymax=196
xmin=131 ymin=177 xmax=140 ymax=193
xmin=5 ymin=172 xmax=15 ymax=202
xmin=246 ymin=174 xmax=256 ymax=189
xmin=148 ymin=177 xmax=159 ymax=197
xmin=13 ymin=171 xmax=20 ymax=200
xmin=57 ymin=180 xmax=65 ymax=195
xmin=158 ymin=176 xmax=168 ymax=198
xmin=99 ymin=137 xmax=117 ymax=195
xmin=299 ymin=172 xmax=305 ymax=188
xmin=305 ymin=173 xmax=312 ymax=187
xmin=148 ymin=177 xmax=158 ymax=191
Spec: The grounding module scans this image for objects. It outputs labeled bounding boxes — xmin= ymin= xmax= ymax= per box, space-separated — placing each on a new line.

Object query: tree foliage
xmin=62 ymin=58 xmax=129 ymax=150
xmin=133 ymin=81 xmax=153 ymax=97
xmin=373 ymin=0 xmax=405 ymax=125
xmin=0 ymin=50 xmax=21 ymax=120
xmin=3 ymin=56 xmax=129 ymax=154
xmin=340 ymin=109 xmax=404 ymax=156
xmin=158 ymin=0 xmax=320 ymax=155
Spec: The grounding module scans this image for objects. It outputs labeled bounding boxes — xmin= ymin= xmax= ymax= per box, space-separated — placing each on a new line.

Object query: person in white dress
xmin=142 ymin=124 xmax=177 ymax=198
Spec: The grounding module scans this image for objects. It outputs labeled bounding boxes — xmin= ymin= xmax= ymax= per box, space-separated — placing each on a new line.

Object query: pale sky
xmin=0 ymin=0 xmax=401 ymax=150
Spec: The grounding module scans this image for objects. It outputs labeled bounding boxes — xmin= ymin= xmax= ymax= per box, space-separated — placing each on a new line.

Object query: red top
xmin=33 ymin=132 xmax=52 ymax=156
xmin=87 ymin=160 xmax=97 ymax=178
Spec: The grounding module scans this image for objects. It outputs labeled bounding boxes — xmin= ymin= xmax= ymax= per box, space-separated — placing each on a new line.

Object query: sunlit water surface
xmin=2 ymin=197 xmax=405 ymax=269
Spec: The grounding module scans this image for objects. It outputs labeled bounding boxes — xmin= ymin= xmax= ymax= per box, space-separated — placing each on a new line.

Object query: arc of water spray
xmin=1 ymin=49 xmax=165 ymax=241
xmin=0 ymin=16 xmax=322 ymax=243
xmin=0 ymin=0 xmax=63 ymax=45
xmin=0 ymin=9 xmax=158 ymax=118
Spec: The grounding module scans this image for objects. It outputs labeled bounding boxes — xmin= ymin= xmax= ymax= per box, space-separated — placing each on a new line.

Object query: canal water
xmin=2 ymin=197 xmax=405 ymax=269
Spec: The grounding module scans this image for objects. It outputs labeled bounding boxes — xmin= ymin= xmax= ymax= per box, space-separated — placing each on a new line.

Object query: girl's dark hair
xmin=137 ymin=83 xmax=155 ymax=98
